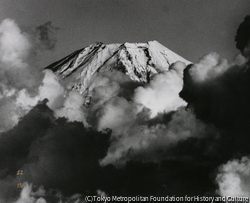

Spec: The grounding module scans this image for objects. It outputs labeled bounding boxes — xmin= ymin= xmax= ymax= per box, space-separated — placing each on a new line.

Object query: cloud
xmin=133 ymin=61 xmax=187 ymax=117
xmin=55 ymin=91 xmax=87 ymax=124
xmin=178 ymin=17 xmax=250 ymax=197
xmin=187 ymin=52 xmax=229 ymax=83
xmin=81 ymin=61 xmax=214 ymax=166
xmin=2 ymin=15 xmax=250 ymax=202
xmin=180 ymin=51 xmax=250 ymax=130
xmin=35 ymin=21 xmax=59 ymax=51
xmin=0 ymin=69 xmax=65 ymax=133
xmin=179 ymin=43 xmax=250 ymax=197
xmin=0 ymin=18 xmax=42 ymax=91
xmin=0 ymin=19 xmax=60 ymax=132
xmin=0 ymin=97 xmax=20 ymax=133
xmin=0 ymin=19 xmax=31 ymax=68
xmin=0 ymin=53 xmax=218 ymax=200
xmin=85 ymin=61 xmax=219 ymax=167
xmin=37 ymin=70 xmax=65 ymax=109
xmin=0 ymin=102 xmax=111 ymax=201
xmin=216 ymin=156 xmax=250 ymax=197
xmin=16 ymin=70 xmax=65 ymax=109
xmin=235 ymin=15 xmax=250 ymax=58
xmin=14 ymin=183 xmax=36 ymax=203
xmin=100 ymin=107 xmax=218 ymax=166
xmin=97 ymin=96 xmax=137 ymax=133
xmin=180 ymin=52 xmax=250 ymax=168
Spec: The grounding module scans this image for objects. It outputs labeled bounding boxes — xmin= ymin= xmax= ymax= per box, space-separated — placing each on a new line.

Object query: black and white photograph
xmin=0 ymin=0 xmax=250 ymax=202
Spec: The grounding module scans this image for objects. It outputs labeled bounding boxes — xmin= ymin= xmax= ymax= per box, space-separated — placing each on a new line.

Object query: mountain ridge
xmin=45 ymin=40 xmax=191 ymax=94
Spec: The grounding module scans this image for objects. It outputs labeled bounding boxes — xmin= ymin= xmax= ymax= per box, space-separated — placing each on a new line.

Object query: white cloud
xmin=216 ymin=156 xmax=250 ymax=197
xmin=0 ymin=19 xmax=31 ymax=68
xmin=134 ymin=61 xmax=186 ymax=117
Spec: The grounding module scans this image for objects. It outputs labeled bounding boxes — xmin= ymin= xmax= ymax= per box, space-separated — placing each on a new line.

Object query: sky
xmin=0 ymin=0 xmax=250 ymax=67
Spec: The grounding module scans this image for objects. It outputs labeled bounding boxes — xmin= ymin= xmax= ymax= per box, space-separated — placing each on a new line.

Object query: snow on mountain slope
xmin=45 ymin=41 xmax=191 ymax=94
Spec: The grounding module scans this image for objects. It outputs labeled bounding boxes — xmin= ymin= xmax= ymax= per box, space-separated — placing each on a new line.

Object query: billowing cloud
xmin=216 ymin=156 xmax=250 ymax=197
xmin=187 ymin=52 xmax=229 ymax=83
xmin=180 ymin=51 xmax=250 ymax=131
xmin=37 ymin=70 xmax=65 ymax=109
xmin=100 ymin=107 xmax=218 ymax=166
xmin=179 ymin=23 xmax=250 ymax=197
xmin=0 ymin=69 xmax=65 ymax=133
xmin=0 ymin=19 xmax=80 ymax=133
xmin=134 ymin=61 xmax=187 ymax=117
xmin=16 ymin=70 xmax=65 ymax=110
xmin=0 ymin=19 xmax=31 ymax=68
xmin=55 ymin=91 xmax=87 ymax=124
xmin=81 ymin=61 xmax=213 ymax=166
xmin=14 ymin=183 xmax=36 ymax=203
xmin=0 ymin=18 xmax=42 ymax=91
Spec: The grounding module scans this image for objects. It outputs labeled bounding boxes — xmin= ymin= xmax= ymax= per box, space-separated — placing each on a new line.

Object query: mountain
xmin=45 ymin=41 xmax=191 ymax=95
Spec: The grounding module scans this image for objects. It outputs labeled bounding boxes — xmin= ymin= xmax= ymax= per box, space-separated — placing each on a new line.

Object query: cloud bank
xmin=0 ymin=15 xmax=250 ymax=202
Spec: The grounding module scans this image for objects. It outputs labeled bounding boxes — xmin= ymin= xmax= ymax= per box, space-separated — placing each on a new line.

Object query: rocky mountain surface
xmin=46 ymin=41 xmax=191 ymax=95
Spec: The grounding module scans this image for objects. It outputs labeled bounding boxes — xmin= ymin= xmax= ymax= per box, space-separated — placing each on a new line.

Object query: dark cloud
xmin=180 ymin=53 xmax=250 ymax=155
xmin=0 ymin=102 xmax=218 ymax=201
xmin=179 ymin=16 xmax=250 ymax=195
xmin=235 ymin=15 xmax=250 ymax=58
xmin=0 ymin=101 xmax=111 ymax=201
xmin=0 ymin=101 xmax=53 ymax=201
xmin=36 ymin=21 xmax=59 ymax=51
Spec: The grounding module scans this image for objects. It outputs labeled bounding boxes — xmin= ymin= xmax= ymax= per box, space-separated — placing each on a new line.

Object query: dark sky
xmin=0 ymin=0 xmax=249 ymax=66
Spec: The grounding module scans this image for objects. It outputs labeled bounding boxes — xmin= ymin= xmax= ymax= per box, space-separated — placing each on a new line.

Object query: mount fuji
xmin=46 ymin=40 xmax=191 ymax=95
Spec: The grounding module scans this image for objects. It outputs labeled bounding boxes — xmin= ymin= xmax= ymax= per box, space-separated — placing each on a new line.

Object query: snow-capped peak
xmin=46 ymin=40 xmax=191 ymax=94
